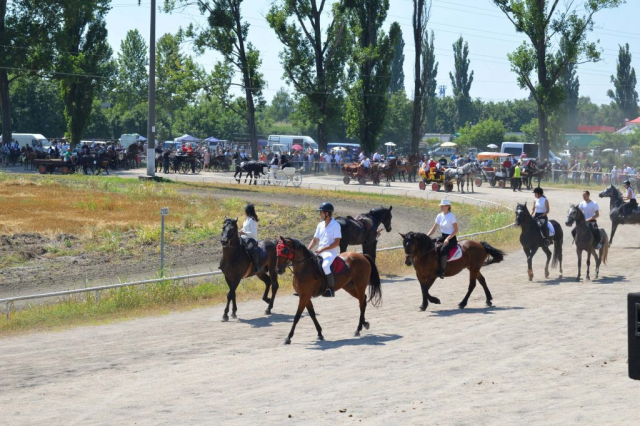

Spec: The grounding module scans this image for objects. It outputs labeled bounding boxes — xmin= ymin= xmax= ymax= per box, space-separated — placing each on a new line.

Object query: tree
xmin=267 ymin=88 xmax=295 ymax=123
xmin=0 ymin=0 xmax=58 ymax=143
xmin=344 ymin=1 xmax=396 ymax=154
xmin=9 ymin=77 xmax=66 ymax=137
xmin=410 ymin=0 xmax=430 ymax=153
xmin=449 ymin=36 xmax=474 ymax=129
xmin=455 ymin=118 xmax=505 ymax=149
xmin=170 ymin=0 xmax=266 ymax=158
xmin=493 ymin=0 xmax=624 ymax=162
xmin=607 ymin=43 xmax=639 ymax=121
xmin=558 ymin=37 xmax=579 ymax=133
xmin=388 ymin=22 xmax=404 ymax=93
xmin=421 ymin=30 xmax=438 ymax=133
xmin=380 ymin=90 xmax=412 ymax=146
xmin=155 ymin=32 xmax=202 ymax=140
xmin=56 ymin=0 xmax=114 ymax=145
xmin=114 ymin=29 xmax=148 ymax=109
xmin=267 ymin=0 xmax=350 ymax=151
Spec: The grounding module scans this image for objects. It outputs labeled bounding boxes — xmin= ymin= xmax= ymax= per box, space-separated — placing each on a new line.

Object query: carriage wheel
xmin=179 ymin=162 xmax=190 ymax=174
xmin=358 ymin=177 xmax=367 ymax=185
xmin=194 ymin=161 xmax=203 ymax=174
xmin=343 ymin=176 xmax=351 ymax=185
xmin=475 ymin=178 xmax=482 ymax=187
xmin=60 ymin=166 xmax=70 ymax=175
xmin=490 ymin=178 xmax=496 ymax=187
xmin=38 ymin=165 xmax=47 ymax=174
xmin=275 ymin=170 xmax=287 ymax=186
xmin=292 ymin=173 xmax=302 ymax=188
xmin=446 ymin=183 xmax=454 ymax=192
xmin=498 ymin=180 xmax=505 ymax=188
xmin=431 ymin=182 xmax=440 ymax=191
xmin=419 ymin=181 xmax=426 ymax=191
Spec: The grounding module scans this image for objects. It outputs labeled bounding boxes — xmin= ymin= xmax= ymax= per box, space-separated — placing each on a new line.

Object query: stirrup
xmin=438 ymin=269 xmax=445 ymax=279
xmin=544 ymin=238 xmax=551 ymax=247
xmin=322 ymin=288 xmax=335 ymax=297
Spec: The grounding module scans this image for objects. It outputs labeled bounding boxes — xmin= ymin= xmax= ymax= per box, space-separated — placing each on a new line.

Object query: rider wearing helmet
xmin=621 ymin=180 xmax=637 ymax=221
xmin=578 ymin=190 xmax=602 ymax=249
xmin=308 ymin=202 xmax=342 ymax=297
xmin=531 ymin=187 xmax=551 ymax=246
xmin=427 ymin=199 xmax=459 ymax=279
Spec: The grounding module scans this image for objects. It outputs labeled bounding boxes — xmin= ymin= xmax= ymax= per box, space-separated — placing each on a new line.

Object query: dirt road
xmin=1 ymin=181 xmax=640 ymax=424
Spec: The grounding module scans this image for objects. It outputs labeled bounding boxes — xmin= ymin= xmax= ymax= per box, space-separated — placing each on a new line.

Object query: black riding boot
xmin=438 ymin=254 xmax=447 ymax=279
xmin=250 ymin=247 xmax=261 ymax=273
xmin=592 ymin=225 xmax=602 ymax=249
xmin=323 ymin=273 xmax=335 ymax=297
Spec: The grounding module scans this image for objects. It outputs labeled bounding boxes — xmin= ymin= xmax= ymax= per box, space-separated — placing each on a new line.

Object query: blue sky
xmin=106 ymin=0 xmax=639 ymax=105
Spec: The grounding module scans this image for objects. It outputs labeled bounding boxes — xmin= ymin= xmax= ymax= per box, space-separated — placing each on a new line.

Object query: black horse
xmin=515 ymin=203 xmax=563 ymax=281
xmin=234 ymin=160 xmax=266 ymax=185
xmin=599 ymin=184 xmax=640 ymax=245
xmin=336 ymin=206 xmax=393 ymax=260
xmin=513 ymin=160 xmax=551 ymax=190
xmin=219 ymin=218 xmax=280 ymax=321
xmin=565 ymin=205 xmax=609 ymax=281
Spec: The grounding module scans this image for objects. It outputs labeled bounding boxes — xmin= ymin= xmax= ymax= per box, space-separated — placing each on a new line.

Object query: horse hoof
xmin=575 ymin=277 xmax=580 ymax=282
xmin=318 ymin=335 xmax=324 ymax=341
xmin=486 ymin=300 xmax=493 ymax=307
xmin=222 ymin=315 xmax=229 ymax=322
xmin=265 ymin=309 xmax=271 ymax=315
xmin=363 ymin=322 xmax=370 ymax=330
xmin=545 ymin=271 xmax=549 ymax=279
xmin=433 ymin=298 xmax=441 ymax=305
xmin=354 ymin=331 xmax=360 ymax=337
xmin=419 ymin=305 xmax=427 ymax=312
xmin=284 ymin=338 xmax=291 ymax=345
xmin=458 ymin=303 xmax=466 ymax=309
xmin=231 ymin=313 xmax=237 ymax=319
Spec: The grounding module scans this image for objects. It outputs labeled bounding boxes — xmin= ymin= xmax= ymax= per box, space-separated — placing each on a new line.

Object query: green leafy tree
xmin=410 ymin=0 xmax=430 ymax=152
xmin=433 ymin=96 xmax=456 ymax=134
xmin=56 ymin=0 xmax=114 ymax=145
xmin=267 ymin=88 xmax=295 ymax=123
xmin=520 ymin=114 xmax=564 ymax=149
xmin=173 ymin=95 xmax=246 ymax=139
xmin=155 ymin=32 xmax=202 ymax=140
xmin=455 ymin=118 xmax=505 ymax=149
xmin=558 ymin=37 xmax=580 ymax=133
xmin=345 ymin=0 xmax=396 ymax=154
xmin=607 ymin=43 xmax=639 ymax=122
xmin=267 ymin=0 xmax=350 ymax=151
xmin=380 ymin=90 xmax=412 ymax=146
xmin=493 ymin=0 xmax=624 ymax=162
xmin=449 ymin=36 xmax=474 ymax=129
xmin=9 ymin=77 xmax=66 ymax=137
xmin=421 ymin=30 xmax=438 ymax=133
xmin=389 ymin=21 xmax=404 ymax=94
xmin=169 ymin=0 xmax=266 ymax=157
xmin=0 ymin=0 xmax=58 ymax=142
xmin=113 ymin=29 xmax=148 ymax=110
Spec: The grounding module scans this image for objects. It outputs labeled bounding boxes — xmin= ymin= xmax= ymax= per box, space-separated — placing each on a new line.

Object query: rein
xmin=219 ymin=239 xmax=244 ymax=272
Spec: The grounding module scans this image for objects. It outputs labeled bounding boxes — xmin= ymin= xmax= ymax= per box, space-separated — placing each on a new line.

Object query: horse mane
xmin=406 ymin=232 xmax=434 ymax=250
xmin=287 ymin=237 xmax=314 ymax=259
xmin=368 ymin=206 xmax=390 ymax=221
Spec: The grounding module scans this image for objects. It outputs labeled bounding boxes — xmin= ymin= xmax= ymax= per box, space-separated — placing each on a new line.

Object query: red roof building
xmin=578 ymin=125 xmax=616 ymax=134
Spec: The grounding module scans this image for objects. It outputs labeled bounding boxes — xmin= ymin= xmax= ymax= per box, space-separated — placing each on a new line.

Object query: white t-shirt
xmin=361 ymin=158 xmax=371 ymax=168
xmin=435 ymin=212 xmax=457 ymax=235
xmin=626 ymin=186 xmax=635 ymax=200
xmin=242 ymin=217 xmax=258 ymax=240
xmin=535 ymin=196 xmax=547 ymax=214
xmin=314 ymin=219 xmax=342 ymax=256
xmin=578 ymin=200 xmax=598 ymax=221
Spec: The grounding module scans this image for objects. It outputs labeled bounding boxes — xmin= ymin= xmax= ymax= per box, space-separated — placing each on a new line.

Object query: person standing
xmin=512 ymin=161 xmax=522 ymax=192
xmin=427 ymin=199 xmax=459 ymax=279
xmin=308 ymin=202 xmax=342 ymax=297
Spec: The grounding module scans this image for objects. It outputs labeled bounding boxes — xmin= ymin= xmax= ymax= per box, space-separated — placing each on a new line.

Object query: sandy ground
xmin=1 ymin=174 xmax=640 ymax=424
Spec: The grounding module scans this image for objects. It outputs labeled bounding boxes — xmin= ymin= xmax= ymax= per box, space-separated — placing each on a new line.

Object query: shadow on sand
xmin=430 ymin=305 xmax=525 ymax=317
xmin=238 ymin=313 xmax=296 ymax=328
xmin=308 ymin=333 xmax=403 ymax=351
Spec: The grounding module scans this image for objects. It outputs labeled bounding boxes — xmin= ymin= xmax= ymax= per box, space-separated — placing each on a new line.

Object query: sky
xmin=105 ymin=0 xmax=640 ymax=106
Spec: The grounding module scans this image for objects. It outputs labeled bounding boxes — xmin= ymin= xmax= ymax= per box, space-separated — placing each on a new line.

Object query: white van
xmin=120 ymin=134 xmax=145 ymax=148
xmin=267 ymin=135 xmax=318 ymax=153
xmin=500 ymin=142 xmax=561 ymax=164
xmin=0 ymin=133 xmax=49 ymax=151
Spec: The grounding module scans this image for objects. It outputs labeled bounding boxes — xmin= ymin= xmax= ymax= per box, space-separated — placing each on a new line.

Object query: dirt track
xmin=2 ymin=179 xmax=640 ymax=424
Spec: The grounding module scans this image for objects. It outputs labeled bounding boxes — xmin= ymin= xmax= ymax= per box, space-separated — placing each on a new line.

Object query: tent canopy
xmin=477 ymin=152 xmax=511 ymax=160
xmin=440 ymin=141 xmax=457 ymax=147
xmin=258 ymin=139 xmax=268 ymax=147
xmin=204 ymin=136 xmax=220 ymax=143
xmin=137 ymin=135 xmax=148 ymax=141
xmin=176 ymin=134 xmax=198 ymax=142
xmin=384 ymin=142 xmax=396 ymax=146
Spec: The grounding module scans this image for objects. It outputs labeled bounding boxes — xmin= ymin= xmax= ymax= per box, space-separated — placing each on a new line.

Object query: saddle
xmin=434 ymin=241 xmax=463 ymax=262
xmin=314 ymin=255 xmax=348 ymax=276
xmin=354 ymin=215 xmax=374 ymax=233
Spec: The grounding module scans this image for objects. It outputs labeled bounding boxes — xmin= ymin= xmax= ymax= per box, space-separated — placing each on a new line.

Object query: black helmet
xmin=624 ymin=180 xmax=631 ymax=186
xmin=317 ymin=202 xmax=334 ymax=213
xmin=533 ymin=187 xmax=544 ymax=195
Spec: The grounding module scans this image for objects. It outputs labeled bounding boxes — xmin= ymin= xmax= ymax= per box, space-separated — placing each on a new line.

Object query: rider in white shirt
xmin=578 ymin=190 xmax=601 ymax=249
xmin=621 ymin=179 xmax=637 ymax=220
xmin=531 ymin=187 xmax=551 ymax=246
xmin=373 ymin=152 xmax=381 ymax=162
xmin=427 ymin=199 xmax=459 ymax=279
xmin=360 ymin=157 xmax=371 ymax=172
xmin=239 ymin=204 xmax=261 ymax=272
xmin=359 ymin=151 xmax=365 ymax=162
xmin=308 ymin=202 xmax=342 ymax=297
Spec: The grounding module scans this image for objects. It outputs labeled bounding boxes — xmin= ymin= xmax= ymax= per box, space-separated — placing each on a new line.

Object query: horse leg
xmin=268 ymin=270 xmax=279 ymax=314
xmin=285 ymin=296 xmax=308 ymax=345
xmin=459 ymin=271 xmax=478 ymax=309
xmin=576 ymin=249 xmax=582 ymax=282
xmin=355 ymin=294 xmax=368 ymax=337
xmin=305 ymin=300 xmax=324 ymax=341
xmin=257 ymin=272 xmax=273 ymax=312
xmin=477 ymin=272 xmax=493 ymax=306
xmin=609 ymin=222 xmax=618 ymax=245
xmin=419 ymin=277 xmax=439 ymax=311
xmin=222 ymin=279 xmax=239 ymax=322
xmin=541 ymin=246 xmax=552 ymax=279
xmin=592 ymin=248 xmax=601 ymax=280
xmin=586 ymin=250 xmax=592 ymax=281
xmin=524 ymin=247 xmax=537 ymax=281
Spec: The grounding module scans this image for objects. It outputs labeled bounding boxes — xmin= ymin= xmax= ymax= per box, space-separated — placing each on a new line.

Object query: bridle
xmin=276 ymin=240 xmax=314 ymax=271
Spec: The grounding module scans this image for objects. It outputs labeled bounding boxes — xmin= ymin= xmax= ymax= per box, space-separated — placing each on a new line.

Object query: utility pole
xmin=146 ymin=0 xmax=156 ymax=177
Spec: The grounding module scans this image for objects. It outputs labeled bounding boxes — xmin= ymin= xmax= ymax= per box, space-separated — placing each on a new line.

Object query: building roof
xmin=629 ymin=117 xmax=640 ymax=124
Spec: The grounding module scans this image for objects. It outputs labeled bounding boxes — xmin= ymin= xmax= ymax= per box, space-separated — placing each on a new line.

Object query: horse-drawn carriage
xmin=171 ymin=153 xmax=203 ymax=174
xmin=259 ymin=166 xmax=303 ymax=187
xmin=477 ymin=152 xmax=512 ymax=188
xmin=341 ymin=163 xmax=382 ymax=186
xmin=418 ymin=165 xmax=452 ymax=192
xmin=210 ymin=154 xmax=230 ymax=172
xmin=418 ymin=161 xmax=484 ymax=193
xmin=34 ymin=158 xmax=76 ymax=175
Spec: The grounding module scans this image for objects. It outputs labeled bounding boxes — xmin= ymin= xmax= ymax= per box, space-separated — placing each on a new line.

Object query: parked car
xmin=560 ymin=149 xmax=571 ymax=158
xmin=431 ymin=147 xmax=456 ymax=158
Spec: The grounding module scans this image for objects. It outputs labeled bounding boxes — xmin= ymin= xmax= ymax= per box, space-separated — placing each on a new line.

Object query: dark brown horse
xmin=401 ymin=232 xmax=505 ymax=311
xmin=276 ymin=237 xmax=382 ymax=344
xmin=219 ymin=218 xmax=280 ymax=321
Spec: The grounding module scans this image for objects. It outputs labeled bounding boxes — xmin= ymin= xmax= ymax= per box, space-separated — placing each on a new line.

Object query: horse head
xmin=276 ymin=237 xmax=309 ymax=275
xmin=599 ymin=184 xmax=618 ymax=199
xmin=371 ymin=206 xmax=393 ymax=232
xmin=220 ymin=217 xmax=238 ymax=247
xmin=514 ymin=202 xmax=529 ymax=226
xmin=400 ymin=231 xmax=433 ymax=266
xmin=565 ymin=204 xmax=580 ymax=227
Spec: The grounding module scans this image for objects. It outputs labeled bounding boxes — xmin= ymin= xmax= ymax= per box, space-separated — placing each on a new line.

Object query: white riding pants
xmin=319 ymin=250 xmax=338 ymax=275
xmin=269 ymin=165 xmax=278 ymax=181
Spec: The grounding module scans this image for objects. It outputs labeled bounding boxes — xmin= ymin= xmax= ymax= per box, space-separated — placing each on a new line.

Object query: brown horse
xmin=401 ymin=232 xmax=505 ymax=311
xmin=276 ymin=237 xmax=382 ymax=344
xmin=219 ymin=218 xmax=280 ymax=321
xmin=396 ymin=153 xmax=420 ymax=182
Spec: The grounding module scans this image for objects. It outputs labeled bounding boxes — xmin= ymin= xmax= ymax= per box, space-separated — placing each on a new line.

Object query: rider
xmin=360 ymin=156 xmax=371 ymax=173
xmin=578 ymin=190 xmax=602 ymax=249
xmin=308 ymin=202 xmax=342 ymax=297
xmin=620 ymin=179 xmax=638 ymax=220
xmin=427 ymin=199 xmax=459 ymax=279
xmin=239 ymin=204 xmax=261 ymax=273
xmin=531 ymin=187 xmax=551 ymax=246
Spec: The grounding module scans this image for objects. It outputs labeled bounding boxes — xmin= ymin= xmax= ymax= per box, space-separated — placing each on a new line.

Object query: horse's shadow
xmin=430 ymin=305 xmax=525 ymax=317
xmin=540 ymin=274 xmax=627 ymax=285
xmin=238 ymin=313 xmax=295 ymax=328
xmin=592 ymin=274 xmax=627 ymax=285
xmin=539 ymin=276 xmax=582 ymax=286
xmin=307 ymin=333 xmax=403 ymax=351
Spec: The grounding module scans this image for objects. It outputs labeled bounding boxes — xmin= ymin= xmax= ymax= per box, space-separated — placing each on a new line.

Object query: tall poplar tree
xmin=410 ymin=0 xmax=430 ymax=153
xmin=558 ymin=37 xmax=580 ymax=133
xmin=449 ymin=36 xmax=474 ymax=129
xmin=421 ymin=30 xmax=438 ymax=133
xmin=388 ymin=21 xmax=404 ymax=94
xmin=607 ymin=43 xmax=639 ymax=121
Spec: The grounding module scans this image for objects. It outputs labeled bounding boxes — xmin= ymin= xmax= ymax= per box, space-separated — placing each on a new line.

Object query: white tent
xmin=175 ymin=134 xmax=198 ymax=142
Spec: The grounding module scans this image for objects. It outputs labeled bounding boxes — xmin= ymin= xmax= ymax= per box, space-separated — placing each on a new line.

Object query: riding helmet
xmin=533 ymin=187 xmax=544 ymax=195
xmin=317 ymin=202 xmax=335 ymax=213
xmin=624 ymin=180 xmax=631 ymax=186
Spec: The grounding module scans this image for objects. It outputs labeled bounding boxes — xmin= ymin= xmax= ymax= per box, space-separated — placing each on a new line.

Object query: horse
xmin=599 ymin=184 xmax=640 ymax=245
xmin=275 ymin=237 xmax=382 ymax=344
xmin=234 ymin=160 xmax=265 ymax=185
xmin=401 ymin=232 xmax=505 ymax=311
xmin=565 ymin=205 xmax=609 ymax=281
xmin=443 ymin=162 xmax=482 ymax=193
xmin=377 ymin=158 xmax=398 ymax=186
xmin=219 ymin=218 xmax=280 ymax=321
xmin=336 ymin=206 xmax=393 ymax=260
xmin=515 ymin=203 xmax=563 ymax=281
xmin=395 ymin=153 xmax=420 ymax=182
xmin=518 ymin=160 xmax=551 ymax=190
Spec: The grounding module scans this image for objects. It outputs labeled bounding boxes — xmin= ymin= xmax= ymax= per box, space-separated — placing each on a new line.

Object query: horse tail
xmin=364 ymin=254 xmax=382 ymax=308
xmin=480 ymin=242 xmax=506 ymax=265
xmin=551 ymin=221 xmax=563 ymax=269
xmin=601 ymin=230 xmax=609 ymax=265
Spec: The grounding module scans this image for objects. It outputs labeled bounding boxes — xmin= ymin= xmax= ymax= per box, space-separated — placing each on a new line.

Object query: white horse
xmin=443 ymin=162 xmax=483 ymax=193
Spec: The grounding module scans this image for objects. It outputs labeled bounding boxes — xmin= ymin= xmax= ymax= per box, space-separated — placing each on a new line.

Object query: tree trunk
xmin=537 ymin=103 xmax=549 ymax=161
xmin=411 ymin=0 xmax=424 ymax=153
xmin=0 ymin=69 xmax=11 ymax=143
xmin=317 ymin=101 xmax=326 ymax=152
xmin=245 ymin=91 xmax=258 ymax=159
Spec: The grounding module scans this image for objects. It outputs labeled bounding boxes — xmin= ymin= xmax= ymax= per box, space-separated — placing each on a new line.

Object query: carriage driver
xmin=308 ymin=202 xmax=342 ymax=297
xmin=578 ymin=190 xmax=602 ymax=249
xmin=427 ymin=199 xmax=458 ymax=279
xmin=531 ymin=187 xmax=551 ymax=246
